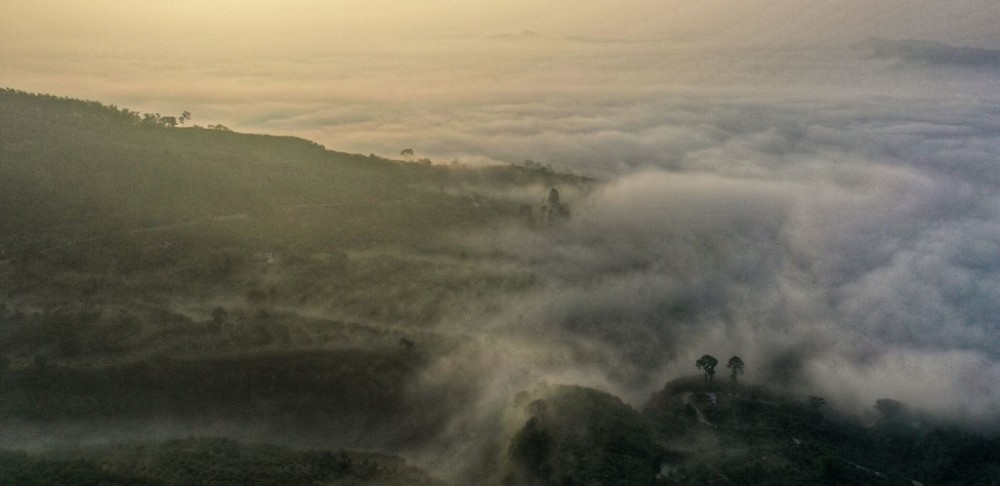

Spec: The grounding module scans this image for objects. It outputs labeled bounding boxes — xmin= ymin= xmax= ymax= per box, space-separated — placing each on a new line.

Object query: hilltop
xmin=501 ymin=379 xmax=1000 ymax=485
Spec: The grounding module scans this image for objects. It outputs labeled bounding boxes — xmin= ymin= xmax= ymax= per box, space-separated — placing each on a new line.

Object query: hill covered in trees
xmin=0 ymin=87 xmax=589 ymax=351
xmin=498 ymin=377 xmax=1000 ymax=485
xmin=0 ymin=88 xmax=587 ymax=249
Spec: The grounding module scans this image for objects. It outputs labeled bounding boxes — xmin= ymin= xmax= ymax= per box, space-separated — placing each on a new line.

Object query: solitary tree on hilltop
xmin=727 ymin=355 xmax=745 ymax=383
xmin=542 ymin=187 xmax=570 ymax=223
xmin=548 ymin=187 xmax=560 ymax=206
xmin=696 ymin=354 xmax=719 ymax=383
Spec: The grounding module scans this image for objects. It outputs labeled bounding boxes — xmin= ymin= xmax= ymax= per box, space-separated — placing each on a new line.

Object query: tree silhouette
xmin=727 ymin=355 xmax=745 ymax=383
xmin=542 ymin=187 xmax=570 ymax=223
xmin=548 ymin=187 xmax=560 ymax=206
xmin=400 ymin=148 xmax=414 ymax=158
xmin=696 ymin=354 xmax=719 ymax=383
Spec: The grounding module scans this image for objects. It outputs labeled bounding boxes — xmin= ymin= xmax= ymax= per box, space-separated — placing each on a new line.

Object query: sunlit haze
xmin=4 ymin=1 xmax=999 ymax=167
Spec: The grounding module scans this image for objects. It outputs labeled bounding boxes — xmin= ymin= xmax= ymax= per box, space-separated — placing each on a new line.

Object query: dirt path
xmin=682 ymin=392 xmax=716 ymax=428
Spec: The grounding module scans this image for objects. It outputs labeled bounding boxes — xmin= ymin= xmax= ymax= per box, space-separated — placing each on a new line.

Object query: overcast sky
xmin=3 ymin=1 xmax=1000 ymax=428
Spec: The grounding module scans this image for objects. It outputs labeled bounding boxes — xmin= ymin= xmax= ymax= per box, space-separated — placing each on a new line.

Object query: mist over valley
xmin=2 ymin=1 xmax=1000 ymax=484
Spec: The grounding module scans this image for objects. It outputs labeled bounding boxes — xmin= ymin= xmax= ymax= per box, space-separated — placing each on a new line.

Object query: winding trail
xmin=681 ymin=392 xmax=716 ymax=428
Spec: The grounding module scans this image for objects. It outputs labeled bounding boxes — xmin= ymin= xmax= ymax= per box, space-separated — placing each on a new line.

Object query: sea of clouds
xmin=3 ymin=2 xmax=999 ymax=474
xmin=389 ymin=38 xmax=1000 ymax=425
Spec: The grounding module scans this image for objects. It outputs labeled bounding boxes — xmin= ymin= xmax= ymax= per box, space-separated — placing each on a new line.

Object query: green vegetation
xmin=0 ymin=87 xmax=590 ymax=356
xmin=506 ymin=385 xmax=667 ymax=485
xmin=0 ymin=88 xmax=587 ymax=249
xmin=0 ymin=438 xmax=442 ymax=485
xmin=642 ymin=377 xmax=1000 ymax=485
xmin=0 ymin=88 xmax=589 ymax=483
xmin=498 ymin=379 xmax=999 ymax=484
xmin=695 ymin=354 xmax=718 ymax=383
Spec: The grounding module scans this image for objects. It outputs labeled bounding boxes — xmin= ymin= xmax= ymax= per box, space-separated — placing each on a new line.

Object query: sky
xmin=3 ymin=0 xmax=1000 ymax=430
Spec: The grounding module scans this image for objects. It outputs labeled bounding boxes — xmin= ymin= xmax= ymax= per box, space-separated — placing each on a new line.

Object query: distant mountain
xmin=856 ymin=37 xmax=1000 ymax=67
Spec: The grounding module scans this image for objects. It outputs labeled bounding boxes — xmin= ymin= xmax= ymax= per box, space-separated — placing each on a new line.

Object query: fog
xmin=3 ymin=0 xmax=1000 ymax=475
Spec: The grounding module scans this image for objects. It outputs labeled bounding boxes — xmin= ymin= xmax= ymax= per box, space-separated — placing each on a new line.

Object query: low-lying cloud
xmin=859 ymin=38 xmax=1000 ymax=67
xmin=427 ymin=64 xmax=1000 ymax=429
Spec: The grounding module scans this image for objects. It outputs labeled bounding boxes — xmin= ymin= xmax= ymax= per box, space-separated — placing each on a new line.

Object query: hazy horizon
xmin=4 ymin=1 xmax=1000 ymax=170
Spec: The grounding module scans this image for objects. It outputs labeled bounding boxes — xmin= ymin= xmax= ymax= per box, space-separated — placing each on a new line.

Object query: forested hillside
xmin=0 ymin=88 xmax=589 ymax=340
xmin=0 ymin=89 xmax=599 ymax=484
xmin=0 ymin=88 xmax=584 ymax=248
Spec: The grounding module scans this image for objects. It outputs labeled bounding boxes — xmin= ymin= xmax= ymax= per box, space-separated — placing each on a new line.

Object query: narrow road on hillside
xmin=682 ymin=392 xmax=716 ymax=428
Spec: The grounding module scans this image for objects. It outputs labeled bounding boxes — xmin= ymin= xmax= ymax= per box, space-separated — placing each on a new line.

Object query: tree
xmin=542 ymin=187 xmax=570 ymax=223
xmin=178 ymin=111 xmax=191 ymax=125
xmin=400 ymin=148 xmax=414 ymax=158
xmin=696 ymin=354 xmax=719 ymax=383
xmin=727 ymin=355 xmax=745 ymax=383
